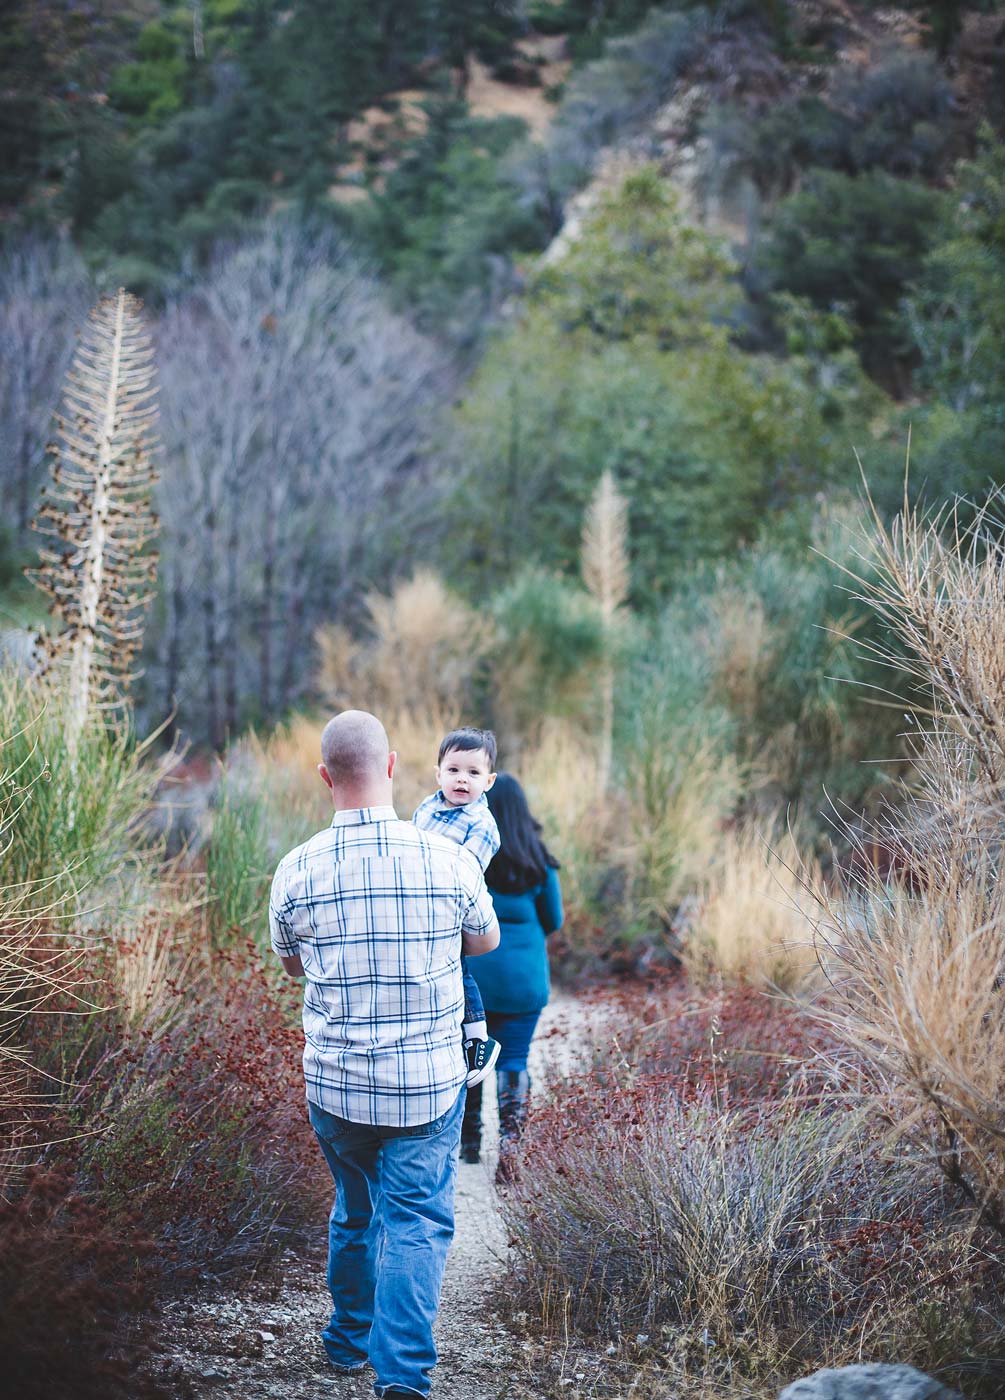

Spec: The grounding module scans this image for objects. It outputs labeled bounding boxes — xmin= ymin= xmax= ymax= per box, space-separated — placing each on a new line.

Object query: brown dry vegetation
xmin=814 ymin=492 xmax=1005 ymax=1237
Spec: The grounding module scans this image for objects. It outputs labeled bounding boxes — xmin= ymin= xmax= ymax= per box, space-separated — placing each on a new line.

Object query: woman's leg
xmin=485 ymin=1009 xmax=541 ymax=1073
xmin=485 ymin=1011 xmax=540 ymax=1182
xmin=460 ymin=1080 xmax=482 ymax=1163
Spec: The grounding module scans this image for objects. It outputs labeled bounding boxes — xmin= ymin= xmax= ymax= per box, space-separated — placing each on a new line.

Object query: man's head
xmin=435 ymin=727 xmax=497 ymax=808
xmin=319 ymin=710 xmax=396 ymax=807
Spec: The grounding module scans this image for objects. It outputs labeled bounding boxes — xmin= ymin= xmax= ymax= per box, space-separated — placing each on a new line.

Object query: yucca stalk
xmin=581 ymin=470 xmax=630 ymax=791
xmin=29 ymin=290 xmax=160 ymax=758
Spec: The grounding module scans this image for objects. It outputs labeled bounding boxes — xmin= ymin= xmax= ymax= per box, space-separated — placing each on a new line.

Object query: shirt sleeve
xmin=535 ymin=866 xmax=564 ymax=936
xmin=269 ymin=861 xmax=299 ymax=957
xmin=458 ymin=851 xmax=497 ymax=938
xmin=461 ymin=808 xmax=501 ymax=873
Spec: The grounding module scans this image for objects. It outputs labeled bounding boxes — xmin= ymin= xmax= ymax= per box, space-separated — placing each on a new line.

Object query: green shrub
xmin=445 ymin=168 xmax=884 ymax=599
xmin=107 ymin=58 xmax=185 ymax=122
xmin=700 ymin=44 xmax=952 ymax=212
xmin=448 ymin=313 xmax=876 ymax=601
xmin=623 ymin=526 xmax=908 ymax=824
xmin=832 ymin=47 xmax=952 ymax=179
xmin=136 ymin=21 xmax=180 ymax=64
xmin=700 ymin=95 xmax=846 ymax=202
xmin=358 ymin=100 xmax=547 ymax=335
xmin=907 ymin=131 xmax=1005 ymax=413
xmin=757 ymin=169 xmax=948 ymax=376
xmin=489 ymin=567 xmax=606 ymax=737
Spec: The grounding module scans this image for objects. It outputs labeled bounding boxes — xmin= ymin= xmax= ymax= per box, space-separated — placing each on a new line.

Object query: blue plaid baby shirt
xmin=411 ymin=791 xmax=500 ymax=874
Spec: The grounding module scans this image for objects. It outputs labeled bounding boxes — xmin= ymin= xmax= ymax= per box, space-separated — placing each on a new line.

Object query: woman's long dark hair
xmin=485 ymin=772 xmax=559 ymax=894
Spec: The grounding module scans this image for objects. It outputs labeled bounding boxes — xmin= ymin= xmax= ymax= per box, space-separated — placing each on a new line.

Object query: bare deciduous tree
xmin=0 ymin=238 xmax=91 ymax=537
xmin=149 ymin=223 xmax=452 ymax=745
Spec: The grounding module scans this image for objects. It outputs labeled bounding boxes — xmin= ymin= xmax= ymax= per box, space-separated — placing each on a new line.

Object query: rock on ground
xmin=778 ymin=1362 xmax=961 ymax=1400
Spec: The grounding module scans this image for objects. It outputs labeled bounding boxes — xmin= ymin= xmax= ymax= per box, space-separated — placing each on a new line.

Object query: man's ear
xmin=388 ymin=750 xmax=398 ymax=779
xmin=318 ymin=762 xmax=334 ymax=792
xmin=485 ymin=771 xmax=498 ymax=791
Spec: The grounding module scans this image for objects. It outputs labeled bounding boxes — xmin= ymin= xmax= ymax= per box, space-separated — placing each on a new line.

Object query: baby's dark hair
xmin=438 ymin=727 xmax=497 ymax=769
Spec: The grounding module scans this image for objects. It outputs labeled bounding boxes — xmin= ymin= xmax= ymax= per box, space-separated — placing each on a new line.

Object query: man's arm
xmin=463 ymin=914 xmax=499 ymax=957
xmin=269 ymin=863 xmax=304 ymax=978
xmin=460 ymin=855 xmax=501 ymax=955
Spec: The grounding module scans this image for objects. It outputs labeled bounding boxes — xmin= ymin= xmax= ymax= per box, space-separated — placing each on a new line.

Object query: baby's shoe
xmin=464 ymin=1034 xmax=500 ymax=1086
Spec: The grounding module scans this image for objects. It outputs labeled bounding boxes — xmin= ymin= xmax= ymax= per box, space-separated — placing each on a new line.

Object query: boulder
xmin=778 ymin=1364 xmax=960 ymax=1400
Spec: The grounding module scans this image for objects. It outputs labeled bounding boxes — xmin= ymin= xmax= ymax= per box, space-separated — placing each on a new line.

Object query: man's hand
xmin=279 ymin=953 xmax=305 ymax=978
xmin=462 ymin=915 xmax=500 ymax=957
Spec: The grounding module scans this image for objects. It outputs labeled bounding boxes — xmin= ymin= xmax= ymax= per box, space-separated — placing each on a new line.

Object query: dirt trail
xmin=153 ymin=998 xmax=587 ymax=1400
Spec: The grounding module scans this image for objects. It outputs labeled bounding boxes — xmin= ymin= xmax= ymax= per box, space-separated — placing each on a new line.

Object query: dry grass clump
xmin=686 ymin=824 xmax=822 ymax=992
xmin=815 ymin=490 xmax=1005 ymax=1237
xmin=518 ymin=720 xmax=616 ymax=937
xmin=316 ymin=569 xmax=494 ymax=718
xmin=707 ymin=583 xmax=774 ymax=729
xmin=818 ymin=863 xmax=1005 ymax=1231
xmin=109 ymin=905 xmax=178 ymax=1024
xmin=504 ymin=1067 xmax=1005 ymax=1396
xmin=626 ymin=730 xmax=744 ymax=929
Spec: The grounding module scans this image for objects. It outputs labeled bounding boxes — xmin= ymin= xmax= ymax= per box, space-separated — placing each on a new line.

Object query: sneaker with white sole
xmin=464 ymin=1034 xmax=500 ymax=1087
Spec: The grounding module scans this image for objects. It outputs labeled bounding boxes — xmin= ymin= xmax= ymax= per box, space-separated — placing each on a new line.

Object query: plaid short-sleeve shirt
xmin=269 ymin=805 xmax=497 ymax=1127
xmin=411 ymin=791 xmax=500 ymax=874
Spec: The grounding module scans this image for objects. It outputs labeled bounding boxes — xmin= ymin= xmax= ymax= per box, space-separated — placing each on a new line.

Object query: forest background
xmin=3 ymin=1 xmax=1005 ymax=1398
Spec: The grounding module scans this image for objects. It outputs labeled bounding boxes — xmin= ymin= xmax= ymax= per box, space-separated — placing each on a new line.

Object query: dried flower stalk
xmin=581 ymin=470 xmax=629 ymax=790
xmin=29 ymin=290 xmax=160 ymax=752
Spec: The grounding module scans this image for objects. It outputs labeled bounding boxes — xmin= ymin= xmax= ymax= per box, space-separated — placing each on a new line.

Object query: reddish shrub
xmin=0 ymin=1165 xmax=169 ymax=1400
xmin=577 ymin=971 xmax=840 ymax=1100
xmin=40 ymin=937 xmax=329 ymax=1278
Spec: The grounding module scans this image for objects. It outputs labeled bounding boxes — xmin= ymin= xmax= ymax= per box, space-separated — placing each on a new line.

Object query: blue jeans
xmin=461 ymin=959 xmax=484 ymax=1025
xmin=308 ymin=1089 xmax=464 ymax=1399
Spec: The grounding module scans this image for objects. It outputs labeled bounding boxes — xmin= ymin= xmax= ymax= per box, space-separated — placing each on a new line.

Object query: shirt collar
xmin=330 ymin=805 xmax=399 ymax=828
xmin=432 ymin=790 xmax=487 ymax=813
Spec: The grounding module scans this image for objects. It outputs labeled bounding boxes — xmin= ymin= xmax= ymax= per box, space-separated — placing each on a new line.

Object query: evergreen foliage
xmin=757 ymin=169 xmax=949 ymax=379
xmin=446 ymin=169 xmax=883 ymax=598
xmin=356 ymin=99 xmax=547 ymax=335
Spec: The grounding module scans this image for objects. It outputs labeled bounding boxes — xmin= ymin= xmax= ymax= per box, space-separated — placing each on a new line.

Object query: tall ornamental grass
xmin=0 ymin=676 xmax=166 ymax=914
xmin=815 ymin=491 xmax=1005 ymax=1238
xmin=204 ymin=775 xmax=276 ymax=946
xmin=686 ymin=823 xmax=822 ymax=992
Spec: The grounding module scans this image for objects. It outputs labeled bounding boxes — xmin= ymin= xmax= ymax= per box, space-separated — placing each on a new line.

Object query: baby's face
xmin=436 ymin=747 xmax=497 ymax=807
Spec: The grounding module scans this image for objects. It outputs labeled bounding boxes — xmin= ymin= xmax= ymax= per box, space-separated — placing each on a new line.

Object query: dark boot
xmin=460 ymin=1081 xmax=483 ymax=1164
xmin=495 ymin=1069 xmax=530 ymax=1185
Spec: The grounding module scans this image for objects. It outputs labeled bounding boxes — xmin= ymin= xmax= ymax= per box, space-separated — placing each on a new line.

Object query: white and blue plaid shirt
xmin=269 ymin=806 xmax=497 ymax=1127
xmin=411 ymin=791 xmax=500 ymax=874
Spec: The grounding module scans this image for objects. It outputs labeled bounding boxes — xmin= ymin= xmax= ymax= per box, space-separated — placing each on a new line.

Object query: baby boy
xmin=412 ymin=727 xmax=501 ymax=1086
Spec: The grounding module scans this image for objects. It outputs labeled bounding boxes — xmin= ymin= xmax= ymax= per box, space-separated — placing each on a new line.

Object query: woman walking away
xmin=461 ymin=772 xmax=563 ymax=1184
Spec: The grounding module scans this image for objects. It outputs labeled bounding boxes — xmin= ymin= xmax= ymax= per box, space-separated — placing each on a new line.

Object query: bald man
xmin=269 ymin=710 xmax=500 ymax=1399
